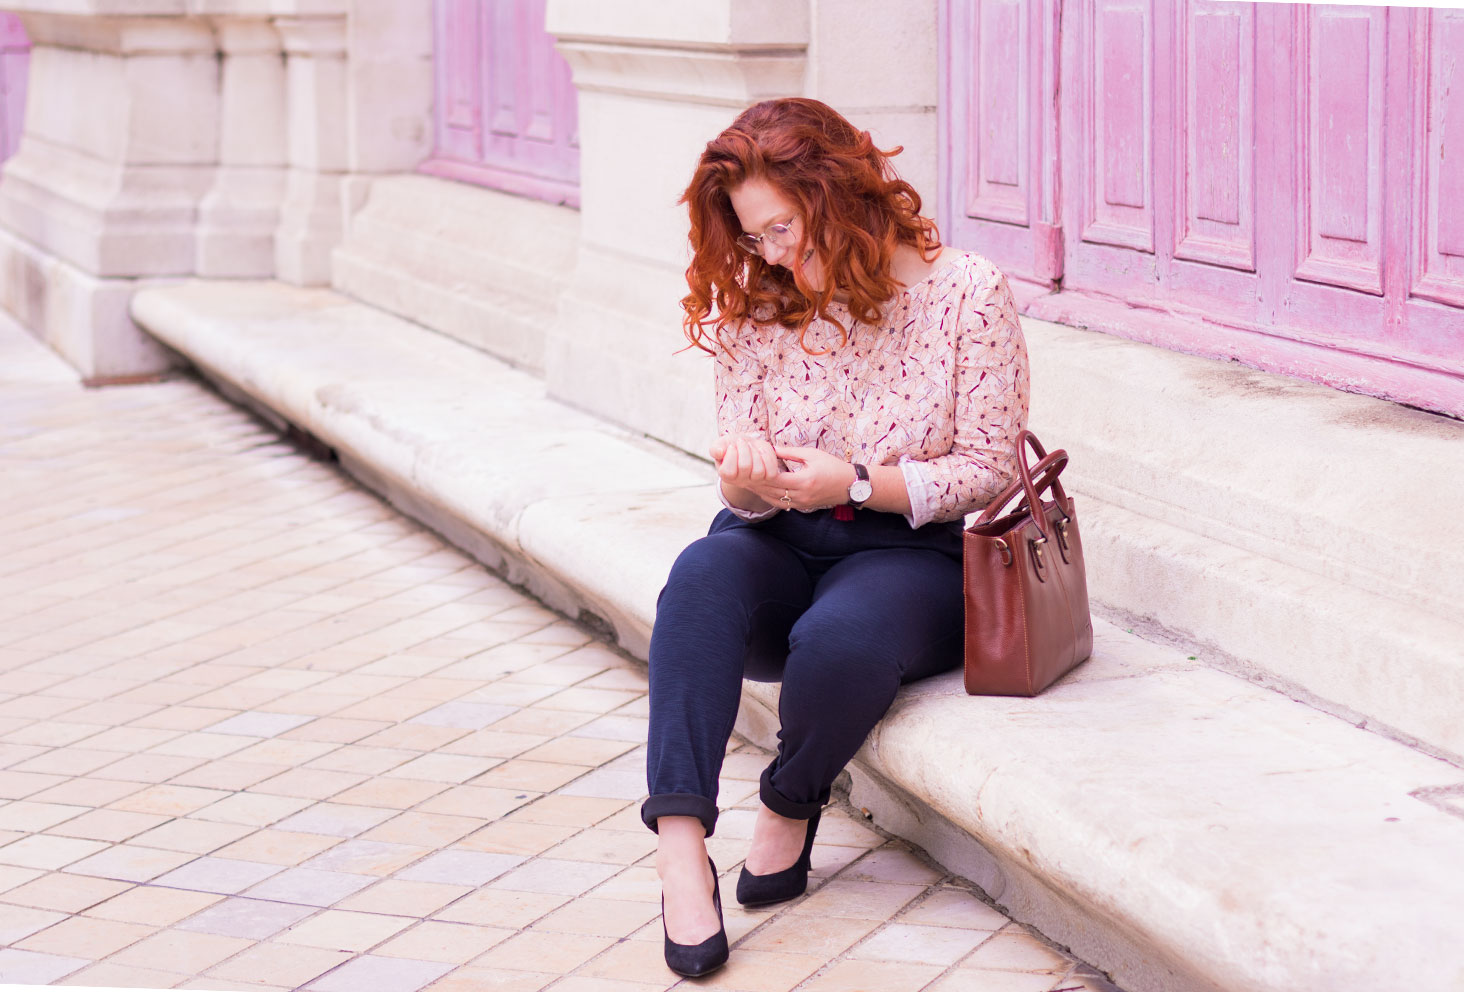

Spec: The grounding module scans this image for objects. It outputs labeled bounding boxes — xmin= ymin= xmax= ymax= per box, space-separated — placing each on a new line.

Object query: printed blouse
xmin=714 ymin=250 xmax=1030 ymax=529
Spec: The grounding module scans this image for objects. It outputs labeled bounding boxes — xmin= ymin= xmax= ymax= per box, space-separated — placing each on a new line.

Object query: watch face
xmin=849 ymin=479 xmax=874 ymax=503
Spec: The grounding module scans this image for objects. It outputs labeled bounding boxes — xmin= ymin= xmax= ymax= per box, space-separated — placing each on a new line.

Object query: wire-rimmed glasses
xmin=736 ymin=217 xmax=799 ymax=257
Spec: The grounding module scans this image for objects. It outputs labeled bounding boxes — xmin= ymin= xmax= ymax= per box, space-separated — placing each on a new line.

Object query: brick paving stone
xmin=0 ymin=871 xmax=132 ymax=913
xmin=0 ymin=322 xmax=1106 ymax=992
xmin=0 ymin=948 xmax=91 ymax=984
xmin=276 ymin=908 xmax=415 ymax=952
xmin=373 ymin=919 xmax=512 ymax=963
xmin=241 ymin=866 xmax=378 ymax=906
xmin=274 ymin=802 xmax=397 ymax=837
xmin=0 ymin=834 xmax=109 ymax=870
xmin=306 ymin=954 xmax=455 ymax=992
xmin=176 ymin=896 xmax=317 ymax=939
xmin=154 ymin=856 xmax=286 ymax=895
xmin=0 ymin=903 xmax=69 ymax=944
xmin=83 ymin=885 xmax=224 ymax=926
xmin=397 ymin=850 xmax=523 ymax=887
xmin=13 ymin=913 xmax=156 ymax=958
xmin=57 ymin=960 xmax=192 ymax=988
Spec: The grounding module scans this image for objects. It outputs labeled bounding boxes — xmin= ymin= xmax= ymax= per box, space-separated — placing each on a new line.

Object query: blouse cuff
xmin=898 ymin=456 xmax=938 ymax=529
xmin=718 ymin=481 xmax=779 ymax=522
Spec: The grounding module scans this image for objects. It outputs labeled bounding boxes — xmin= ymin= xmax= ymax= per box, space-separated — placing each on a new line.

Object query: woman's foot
xmin=737 ymin=806 xmax=822 ymax=907
xmin=744 ymin=804 xmax=812 ymax=875
xmin=657 ymin=819 xmax=722 ymax=946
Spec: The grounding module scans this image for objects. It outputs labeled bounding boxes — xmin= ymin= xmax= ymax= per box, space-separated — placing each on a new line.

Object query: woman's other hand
xmin=710 ymin=433 xmax=783 ymax=511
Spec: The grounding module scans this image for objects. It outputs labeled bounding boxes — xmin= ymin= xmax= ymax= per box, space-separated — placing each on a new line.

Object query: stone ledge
xmin=132 ymin=279 xmax=1464 ymax=992
xmin=1020 ymin=317 xmax=1464 ymax=762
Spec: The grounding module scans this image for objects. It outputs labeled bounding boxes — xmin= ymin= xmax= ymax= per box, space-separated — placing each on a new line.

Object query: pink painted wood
xmin=942 ymin=0 xmax=1464 ymax=417
xmin=0 ymin=13 xmax=29 ymax=167
xmin=423 ymin=0 xmax=579 ymax=207
xmin=939 ymin=0 xmax=1062 ymax=293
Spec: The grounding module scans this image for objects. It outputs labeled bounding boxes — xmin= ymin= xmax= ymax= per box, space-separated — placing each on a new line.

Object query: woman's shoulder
xmin=714 ymin=311 xmax=779 ymax=360
xmin=924 ymin=249 xmax=1006 ymax=297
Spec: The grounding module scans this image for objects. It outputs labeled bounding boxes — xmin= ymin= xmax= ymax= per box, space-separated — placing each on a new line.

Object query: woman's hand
xmin=768 ymin=446 xmax=856 ymax=511
xmin=710 ymin=433 xmax=784 ymax=511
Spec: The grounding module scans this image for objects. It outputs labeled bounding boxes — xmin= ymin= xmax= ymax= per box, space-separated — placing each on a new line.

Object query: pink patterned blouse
xmin=714 ymin=250 xmax=1030 ymax=529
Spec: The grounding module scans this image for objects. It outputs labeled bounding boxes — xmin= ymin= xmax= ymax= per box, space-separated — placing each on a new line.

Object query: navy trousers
xmin=641 ymin=507 xmax=965 ymax=836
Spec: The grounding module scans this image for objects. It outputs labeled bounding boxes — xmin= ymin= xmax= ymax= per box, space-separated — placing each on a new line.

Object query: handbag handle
xmin=971 ymin=430 xmax=1070 ymax=538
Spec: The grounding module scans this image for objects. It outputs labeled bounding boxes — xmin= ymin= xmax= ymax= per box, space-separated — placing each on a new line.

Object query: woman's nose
xmin=762 ymin=240 xmax=791 ymax=266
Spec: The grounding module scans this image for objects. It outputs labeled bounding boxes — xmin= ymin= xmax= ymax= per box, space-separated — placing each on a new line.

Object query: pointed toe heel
xmin=663 ymin=857 xmax=728 ymax=978
xmin=736 ymin=810 xmax=821 ymax=907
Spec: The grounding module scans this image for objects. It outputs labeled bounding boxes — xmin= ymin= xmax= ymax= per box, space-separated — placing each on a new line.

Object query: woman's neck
xmin=812 ymin=243 xmax=947 ymax=306
xmin=891 ymin=242 xmax=945 ymax=290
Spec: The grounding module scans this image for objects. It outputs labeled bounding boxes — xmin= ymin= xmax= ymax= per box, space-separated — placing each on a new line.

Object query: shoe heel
xmin=736 ymin=810 xmax=822 ymax=907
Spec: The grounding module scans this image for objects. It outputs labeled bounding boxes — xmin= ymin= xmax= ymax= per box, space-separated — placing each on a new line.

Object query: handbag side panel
xmin=1027 ymin=496 xmax=1094 ymax=692
xmin=963 ymin=523 xmax=1040 ymax=696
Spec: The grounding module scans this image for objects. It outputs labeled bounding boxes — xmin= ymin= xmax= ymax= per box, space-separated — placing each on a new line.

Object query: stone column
xmin=545 ymin=0 xmax=810 ymax=455
xmin=805 ymin=0 xmax=939 ymax=208
xmin=341 ymin=0 xmax=432 ymax=177
xmin=195 ymin=17 xmax=286 ymax=278
xmin=0 ymin=8 xmax=219 ymax=381
xmin=273 ymin=14 xmax=348 ymax=286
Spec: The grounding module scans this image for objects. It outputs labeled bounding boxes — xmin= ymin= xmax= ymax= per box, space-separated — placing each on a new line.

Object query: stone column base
xmin=0 ymin=227 xmax=175 ymax=382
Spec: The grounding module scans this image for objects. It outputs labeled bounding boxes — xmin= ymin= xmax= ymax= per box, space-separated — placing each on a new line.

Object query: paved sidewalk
xmin=0 ymin=318 xmax=1111 ymax=992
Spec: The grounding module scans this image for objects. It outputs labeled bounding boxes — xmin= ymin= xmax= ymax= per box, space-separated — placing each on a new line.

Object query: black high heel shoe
xmin=662 ymin=856 xmax=728 ymax=978
xmin=736 ymin=809 xmax=821 ymax=907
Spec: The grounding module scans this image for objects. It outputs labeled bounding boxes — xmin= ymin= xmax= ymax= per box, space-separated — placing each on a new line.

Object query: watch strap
xmin=848 ymin=462 xmax=872 ymax=508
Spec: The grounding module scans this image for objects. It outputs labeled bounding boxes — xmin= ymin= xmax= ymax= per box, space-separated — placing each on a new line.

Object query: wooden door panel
xmin=1293 ymin=4 xmax=1386 ymax=296
xmin=1414 ymin=8 xmax=1464 ymax=311
xmin=966 ymin=0 xmax=1030 ymax=226
xmin=426 ymin=0 xmax=578 ymax=205
xmin=944 ymin=0 xmax=1461 ymax=413
xmin=1174 ymin=0 xmax=1254 ymax=272
xmin=1084 ymin=0 xmax=1154 ymax=252
xmin=0 ymin=12 xmax=30 ymax=167
xmin=939 ymin=0 xmax=1061 ymax=291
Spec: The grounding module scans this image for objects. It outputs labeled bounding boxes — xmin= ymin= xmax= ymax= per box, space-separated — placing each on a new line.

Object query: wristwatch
xmin=847 ymin=463 xmax=873 ymax=508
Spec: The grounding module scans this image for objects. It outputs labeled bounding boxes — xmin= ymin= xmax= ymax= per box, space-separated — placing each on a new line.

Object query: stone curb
xmin=132 ymin=279 xmax=1464 ymax=992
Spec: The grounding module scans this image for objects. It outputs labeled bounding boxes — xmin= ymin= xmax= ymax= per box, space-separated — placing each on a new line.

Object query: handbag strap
xmin=970 ymin=430 xmax=1071 ymax=534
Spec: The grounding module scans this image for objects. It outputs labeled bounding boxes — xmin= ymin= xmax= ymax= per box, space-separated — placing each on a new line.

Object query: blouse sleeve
xmin=713 ymin=325 xmax=780 ymax=522
xmin=900 ymin=269 xmax=1031 ymax=527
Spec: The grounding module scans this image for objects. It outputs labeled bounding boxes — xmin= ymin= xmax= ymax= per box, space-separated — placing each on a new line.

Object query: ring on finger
xmin=780 ymin=491 xmax=792 ymax=506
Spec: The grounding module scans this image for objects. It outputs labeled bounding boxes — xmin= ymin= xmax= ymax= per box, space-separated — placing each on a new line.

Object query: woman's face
xmin=729 ymin=178 xmax=826 ymax=292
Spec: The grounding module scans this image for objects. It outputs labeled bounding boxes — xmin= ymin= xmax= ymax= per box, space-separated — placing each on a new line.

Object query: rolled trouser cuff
xmin=641 ymin=793 xmax=719 ymax=837
xmin=759 ymin=764 xmax=826 ymax=821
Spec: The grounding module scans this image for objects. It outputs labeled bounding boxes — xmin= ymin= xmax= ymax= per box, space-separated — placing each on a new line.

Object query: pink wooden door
xmin=423 ymin=0 xmax=580 ymax=206
xmin=942 ymin=1 xmax=1464 ymax=417
xmin=939 ymin=0 xmax=1062 ymax=304
xmin=0 ymin=13 xmax=29 ymax=166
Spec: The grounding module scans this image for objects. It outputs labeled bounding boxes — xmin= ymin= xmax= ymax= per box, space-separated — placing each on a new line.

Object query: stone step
xmin=132 ymin=279 xmax=1464 ymax=992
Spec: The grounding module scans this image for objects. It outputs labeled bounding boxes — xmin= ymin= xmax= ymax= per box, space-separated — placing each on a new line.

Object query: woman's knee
xmin=784 ymin=616 xmax=902 ymax=698
xmin=663 ymin=531 xmax=761 ymax=593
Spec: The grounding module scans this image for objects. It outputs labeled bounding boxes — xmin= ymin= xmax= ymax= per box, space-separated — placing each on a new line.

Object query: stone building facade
xmin=2 ymin=5 xmax=1462 ymax=989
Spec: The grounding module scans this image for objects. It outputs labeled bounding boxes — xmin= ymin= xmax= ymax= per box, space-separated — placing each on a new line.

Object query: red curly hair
xmin=680 ymin=98 xmax=941 ymax=355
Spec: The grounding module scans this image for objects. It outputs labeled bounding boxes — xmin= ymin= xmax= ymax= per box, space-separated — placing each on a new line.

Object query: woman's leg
xmin=645 ymin=517 xmax=812 ymax=940
xmin=657 ymin=815 xmax=720 ymax=944
xmin=642 ymin=520 xmax=811 ymax=834
xmin=747 ymin=547 xmax=963 ymax=872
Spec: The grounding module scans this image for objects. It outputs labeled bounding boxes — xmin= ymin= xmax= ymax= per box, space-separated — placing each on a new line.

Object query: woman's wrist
xmin=861 ymin=463 xmax=914 ymax=515
xmin=720 ymin=479 xmax=772 ymax=513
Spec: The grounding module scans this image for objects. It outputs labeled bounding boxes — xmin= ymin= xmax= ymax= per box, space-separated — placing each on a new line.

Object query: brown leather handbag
xmin=963 ymin=430 xmax=1093 ymax=696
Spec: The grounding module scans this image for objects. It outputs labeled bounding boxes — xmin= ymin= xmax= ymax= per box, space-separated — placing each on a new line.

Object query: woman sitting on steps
xmin=642 ymin=97 xmax=1031 ymax=978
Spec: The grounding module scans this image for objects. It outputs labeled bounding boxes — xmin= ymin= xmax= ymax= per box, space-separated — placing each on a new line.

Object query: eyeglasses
xmin=736 ymin=217 xmax=799 ymax=257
